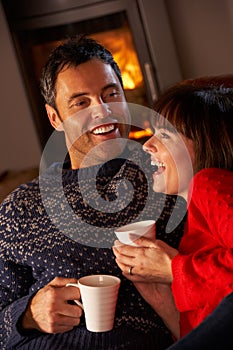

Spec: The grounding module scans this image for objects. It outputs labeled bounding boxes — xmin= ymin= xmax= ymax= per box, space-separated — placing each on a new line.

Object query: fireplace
xmin=2 ymin=0 xmax=181 ymax=149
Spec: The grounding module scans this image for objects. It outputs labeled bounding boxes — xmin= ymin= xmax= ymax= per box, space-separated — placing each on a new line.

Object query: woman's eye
xmin=153 ymin=128 xmax=171 ymax=140
xmin=160 ymin=132 xmax=170 ymax=139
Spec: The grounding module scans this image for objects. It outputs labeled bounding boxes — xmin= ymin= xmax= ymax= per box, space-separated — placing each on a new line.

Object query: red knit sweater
xmin=172 ymin=168 xmax=233 ymax=337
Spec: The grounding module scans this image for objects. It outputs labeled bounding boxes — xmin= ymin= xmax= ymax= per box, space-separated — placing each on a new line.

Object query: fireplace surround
xmin=2 ymin=0 xmax=181 ymax=148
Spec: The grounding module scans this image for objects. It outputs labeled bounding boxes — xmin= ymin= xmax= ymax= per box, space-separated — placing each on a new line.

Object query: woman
xmin=113 ymin=82 xmax=233 ymax=340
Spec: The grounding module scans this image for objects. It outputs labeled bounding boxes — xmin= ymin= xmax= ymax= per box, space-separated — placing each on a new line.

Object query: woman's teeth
xmin=92 ymin=124 xmax=115 ymax=135
xmin=151 ymin=160 xmax=165 ymax=168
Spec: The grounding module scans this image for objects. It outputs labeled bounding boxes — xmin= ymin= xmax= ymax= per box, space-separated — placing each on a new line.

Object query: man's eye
xmin=103 ymin=90 xmax=121 ymax=100
xmin=73 ymin=100 xmax=88 ymax=107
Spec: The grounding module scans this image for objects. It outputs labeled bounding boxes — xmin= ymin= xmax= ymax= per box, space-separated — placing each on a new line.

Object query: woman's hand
xmin=113 ymin=237 xmax=178 ymax=284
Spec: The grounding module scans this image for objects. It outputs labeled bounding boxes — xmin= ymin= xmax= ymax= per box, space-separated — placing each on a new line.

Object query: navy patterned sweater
xmin=0 ymin=145 xmax=186 ymax=349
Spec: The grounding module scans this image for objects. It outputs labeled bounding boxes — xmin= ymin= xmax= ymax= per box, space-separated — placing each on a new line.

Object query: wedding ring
xmin=129 ymin=266 xmax=134 ymax=276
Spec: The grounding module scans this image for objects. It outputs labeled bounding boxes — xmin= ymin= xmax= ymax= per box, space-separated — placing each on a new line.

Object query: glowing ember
xmin=129 ymin=128 xmax=153 ymax=140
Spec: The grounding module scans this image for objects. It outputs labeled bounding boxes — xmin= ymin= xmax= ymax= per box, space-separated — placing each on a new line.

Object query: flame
xmin=129 ymin=128 xmax=153 ymax=140
xmin=92 ymin=28 xmax=143 ymax=90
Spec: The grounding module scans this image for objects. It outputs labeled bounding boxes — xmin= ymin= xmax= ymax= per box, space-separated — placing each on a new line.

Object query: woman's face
xmin=143 ymin=124 xmax=195 ymax=199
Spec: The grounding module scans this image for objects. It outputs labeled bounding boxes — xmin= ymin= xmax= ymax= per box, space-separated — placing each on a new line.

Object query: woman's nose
xmin=143 ymin=136 xmax=158 ymax=154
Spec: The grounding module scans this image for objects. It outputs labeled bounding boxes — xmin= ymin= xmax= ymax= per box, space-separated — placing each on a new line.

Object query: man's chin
xmin=81 ymin=142 xmax=127 ymax=167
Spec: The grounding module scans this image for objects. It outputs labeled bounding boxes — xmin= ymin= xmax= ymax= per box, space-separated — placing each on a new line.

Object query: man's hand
xmin=22 ymin=277 xmax=83 ymax=334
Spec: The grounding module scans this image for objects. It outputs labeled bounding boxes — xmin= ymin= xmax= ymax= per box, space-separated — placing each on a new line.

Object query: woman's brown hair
xmin=153 ymin=82 xmax=233 ymax=173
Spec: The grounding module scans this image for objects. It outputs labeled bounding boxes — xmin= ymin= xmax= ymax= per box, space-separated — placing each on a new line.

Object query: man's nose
xmin=90 ymin=102 xmax=111 ymax=119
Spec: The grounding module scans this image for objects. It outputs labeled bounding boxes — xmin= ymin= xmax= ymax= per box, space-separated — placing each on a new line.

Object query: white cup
xmin=66 ymin=274 xmax=121 ymax=332
xmin=114 ymin=220 xmax=156 ymax=246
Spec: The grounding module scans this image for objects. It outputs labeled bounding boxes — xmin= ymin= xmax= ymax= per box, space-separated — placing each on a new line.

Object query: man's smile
xmin=91 ymin=123 xmax=118 ymax=135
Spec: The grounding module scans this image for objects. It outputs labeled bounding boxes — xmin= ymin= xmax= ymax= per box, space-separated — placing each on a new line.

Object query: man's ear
xmin=45 ymin=104 xmax=63 ymax=131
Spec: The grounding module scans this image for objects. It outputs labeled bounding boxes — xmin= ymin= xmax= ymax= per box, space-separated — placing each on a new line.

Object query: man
xmin=0 ymin=36 xmax=186 ymax=349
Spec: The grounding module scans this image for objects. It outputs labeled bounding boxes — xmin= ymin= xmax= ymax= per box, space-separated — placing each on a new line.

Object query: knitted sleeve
xmin=171 ymin=168 xmax=233 ymax=312
xmin=0 ymin=191 xmax=38 ymax=349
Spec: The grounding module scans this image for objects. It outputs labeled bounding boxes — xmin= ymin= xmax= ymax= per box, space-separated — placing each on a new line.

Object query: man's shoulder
xmin=1 ymin=163 xmax=62 ymax=207
xmin=2 ymin=177 xmax=40 ymax=207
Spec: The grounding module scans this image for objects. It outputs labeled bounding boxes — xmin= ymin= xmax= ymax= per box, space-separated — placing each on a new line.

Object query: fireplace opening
xmin=31 ymin=12 xmax=148 ymax=106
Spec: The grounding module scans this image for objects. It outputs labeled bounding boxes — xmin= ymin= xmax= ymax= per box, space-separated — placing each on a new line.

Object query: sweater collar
xmin=43 ymin=143 xmax=144 ymax=183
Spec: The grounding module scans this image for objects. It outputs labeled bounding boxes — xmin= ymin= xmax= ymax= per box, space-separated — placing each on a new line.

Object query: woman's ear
xmin=45 ymin=104 xmax=63 ymax=131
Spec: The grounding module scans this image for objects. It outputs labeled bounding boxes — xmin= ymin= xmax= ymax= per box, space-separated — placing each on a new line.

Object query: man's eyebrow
xmin=102 ymin=83 xmax=120 ymax=91
xmin=67 ymin=92 xmax=87 ymax=104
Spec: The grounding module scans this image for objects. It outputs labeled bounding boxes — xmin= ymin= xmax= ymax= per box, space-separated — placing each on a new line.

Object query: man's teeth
xmin=92 ymin=124 xmax=115 ymax=135
xmin=151 ymin=160 xmax=165 ymax=168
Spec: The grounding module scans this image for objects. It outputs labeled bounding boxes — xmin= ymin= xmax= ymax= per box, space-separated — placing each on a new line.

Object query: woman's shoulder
xmin=194 ymin=168 xmax=233 ymax=183
xmin=189 ymin=168 xmax=233 ymax=204
xmin=193 ymin=168 xmax=232 ymax=186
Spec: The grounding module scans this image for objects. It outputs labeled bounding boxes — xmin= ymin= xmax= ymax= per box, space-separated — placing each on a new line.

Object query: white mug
xmin=66 ymin=274 xmax=121 ymax=332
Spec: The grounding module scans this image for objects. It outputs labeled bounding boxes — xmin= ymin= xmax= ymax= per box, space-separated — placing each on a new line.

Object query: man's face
xmin=46 ymin=59 xmax=129 ymax=168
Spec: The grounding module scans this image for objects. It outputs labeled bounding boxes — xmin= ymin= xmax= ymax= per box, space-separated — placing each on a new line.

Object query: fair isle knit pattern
xmin=0 ymin=146 xmax=186 ymax=350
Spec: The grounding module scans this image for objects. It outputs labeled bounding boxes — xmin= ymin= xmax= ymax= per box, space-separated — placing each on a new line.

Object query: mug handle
xmin=66 ymin=283 xmax=84 ymax=309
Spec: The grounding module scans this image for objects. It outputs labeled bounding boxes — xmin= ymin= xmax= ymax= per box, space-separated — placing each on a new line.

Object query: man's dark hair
xmin=40 ymin=35 xmax=123 ymax=108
